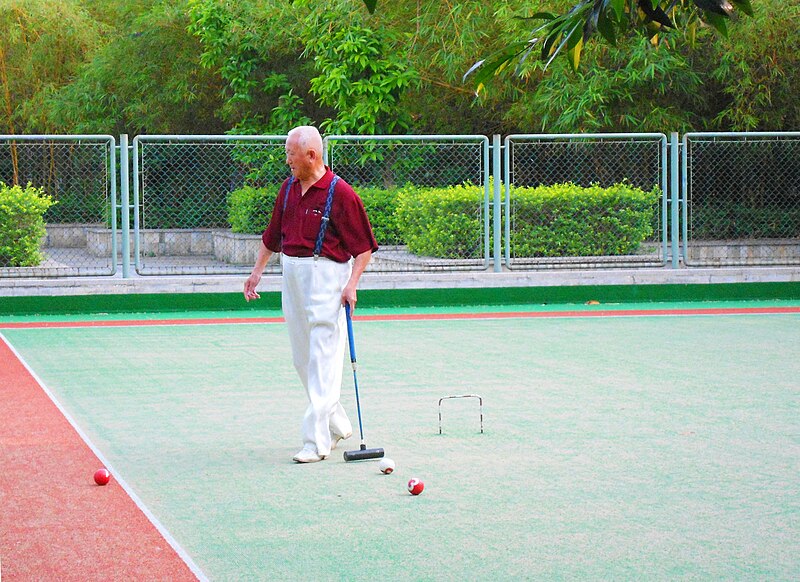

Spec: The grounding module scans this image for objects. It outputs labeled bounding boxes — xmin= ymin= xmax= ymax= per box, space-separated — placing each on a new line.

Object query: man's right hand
xmin=245 ymin=243 xmax=273 ymax=301
xmin=244 ymin=273 xmax=261 ymax=302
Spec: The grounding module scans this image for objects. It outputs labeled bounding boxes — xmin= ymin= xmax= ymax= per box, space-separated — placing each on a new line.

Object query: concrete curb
xmin=2 ymin=266 xmax=800 ymax=297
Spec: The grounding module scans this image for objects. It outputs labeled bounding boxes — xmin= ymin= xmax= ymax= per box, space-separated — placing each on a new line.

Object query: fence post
xmin=120 ymin=134 xmax=130 ymax=278
xmin=503 ymin=135 xmax=511 ymax=267
xmin=493 ymin=134 xmax=502 ymax=272
xmin=681 ymin=133 xmax=689 ymax=266
xmin=670 ymin=132 xmax=680 ymax=268
xmin=108 ymin=137 xmax=118 ymax=276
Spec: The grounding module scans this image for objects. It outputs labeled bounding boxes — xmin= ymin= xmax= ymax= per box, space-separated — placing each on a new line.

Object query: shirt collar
xmin=311 ymin=166 xmax=335 ymax=191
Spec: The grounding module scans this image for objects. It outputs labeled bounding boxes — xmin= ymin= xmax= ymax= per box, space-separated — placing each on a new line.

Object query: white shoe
xmin=331 ymin=431 xmax=353 ymax=450
xmin=293 ymin=448 xmax=324 ymax=463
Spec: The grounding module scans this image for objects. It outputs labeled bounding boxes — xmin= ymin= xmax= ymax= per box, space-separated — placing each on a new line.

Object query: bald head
xmin=287 ymin=126 xmax=323 ymax=156
xmin=285 ymin=125 xmax=325 ymax=183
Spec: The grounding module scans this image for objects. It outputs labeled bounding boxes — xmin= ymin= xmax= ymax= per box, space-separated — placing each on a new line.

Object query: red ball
xmin=94 ymin=468 xmax=111 ymax=486
xmin=407 ymin=477 xmax=424 ymax=495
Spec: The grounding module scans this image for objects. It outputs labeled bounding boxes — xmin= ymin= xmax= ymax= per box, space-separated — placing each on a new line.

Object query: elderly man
xmin=244 ymin=126 xmax=378 ymax=463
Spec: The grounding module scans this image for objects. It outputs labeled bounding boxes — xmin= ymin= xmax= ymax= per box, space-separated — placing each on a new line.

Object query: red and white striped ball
xmin=407 ymin=477 xmax=424 ymax=495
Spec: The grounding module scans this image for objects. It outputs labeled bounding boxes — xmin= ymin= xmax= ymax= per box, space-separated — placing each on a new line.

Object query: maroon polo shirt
xmin=262 ymin=168 xmax=378 ymax=263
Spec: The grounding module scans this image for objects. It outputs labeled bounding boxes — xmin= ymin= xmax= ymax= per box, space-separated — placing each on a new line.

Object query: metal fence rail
xmin=682 ymin=132 xmax=800 ymax=266
xmin=504 ymin=134 xmax=668 ymax=269
xmin=132 ymin=135 xmax=288 ymax=275
xmin=0 ymin=135 xmax=116 ymax=277
xmin=325 ymin=135 xmax=491 ymax=272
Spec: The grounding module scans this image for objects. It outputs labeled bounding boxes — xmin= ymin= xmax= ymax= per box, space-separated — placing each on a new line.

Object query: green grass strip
xmin=2 ymin=281 xmax=800 ymax=318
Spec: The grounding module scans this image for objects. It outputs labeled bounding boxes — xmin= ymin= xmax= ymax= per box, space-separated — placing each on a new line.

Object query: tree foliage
xmin=464 ymin=0 xmax=754 ymax=88
xmin=48 ymin=1 xmax=223 ymax=134
xmin=301 ymin=9 xmax=417 ymax=134
xmin=187 ymin=0 xmax=416 ymax=134
xmin=362 ymin=0 xmax=755 ymax=85
xmin=708 ymin=0 xmax=800 ymax=129
xmin=0 ymin=0 xmax=796 ymax=137
xmin=187 ymin=0 xmax=304 ymax=132
xmin=0 ymin=0 xmax=101 ymax=133
xmin=507 ymin=35 xmax=705 ymax=132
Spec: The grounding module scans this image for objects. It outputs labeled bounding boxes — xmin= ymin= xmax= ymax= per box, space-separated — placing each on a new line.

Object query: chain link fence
xmin=682 ymin=132 xmax=800 ymax=266
xmin=132 ymin=135 xmax=288 ymax=275
xmin=325 ymin=135 xmax=491 ymax=272
xmin=134 ymin=135 xmax=490 ymax=276
xmin=0 ymin=135 xmax=116 ymax=277
xmin=3 ymin=132 xmax=800 ymax=279
xmin=504 ymin=134 xmax=668 ymax=269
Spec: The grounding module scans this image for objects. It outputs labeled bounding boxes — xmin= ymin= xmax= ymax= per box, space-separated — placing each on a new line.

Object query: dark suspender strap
xmin=281 ymin=176 xmax=295 ymax=214
xmin=279 ymin=176 xmax=295 ymax=249
xmin=314 ymin=175 xmax=339 ymax=258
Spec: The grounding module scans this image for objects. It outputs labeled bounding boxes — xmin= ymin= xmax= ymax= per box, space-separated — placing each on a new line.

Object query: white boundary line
xmin=0 ymin=332 xmax=209 ymax=582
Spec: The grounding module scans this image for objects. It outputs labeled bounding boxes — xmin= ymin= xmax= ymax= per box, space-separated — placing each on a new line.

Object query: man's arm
xmin=244 ymin=242 xmax=274 ymax=301
xmin=341 ymin=250 xmax=372 ymax=311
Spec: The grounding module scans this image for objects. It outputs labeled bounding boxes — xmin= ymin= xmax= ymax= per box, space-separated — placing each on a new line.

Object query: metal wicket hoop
xmin=438 ymin=394 xmax=484 ymax=434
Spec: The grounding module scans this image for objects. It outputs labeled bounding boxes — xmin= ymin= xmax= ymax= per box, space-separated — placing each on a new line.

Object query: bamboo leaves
xmin=457 ymin=0 xmax=757 ymax=85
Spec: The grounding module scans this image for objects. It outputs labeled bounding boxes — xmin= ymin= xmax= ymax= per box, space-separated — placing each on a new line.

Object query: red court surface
xmin=0 ymin=337 xmax=198 ymax=581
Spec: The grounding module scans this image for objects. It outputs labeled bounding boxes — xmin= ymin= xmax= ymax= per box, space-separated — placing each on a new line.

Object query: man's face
xmin=285 ymin=136 xmax=311 ymax=180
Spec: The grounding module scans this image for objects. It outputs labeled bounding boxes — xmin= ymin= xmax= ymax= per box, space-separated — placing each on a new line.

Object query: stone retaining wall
xmin=44 ymin=225 xmax=800 ymax=266
xmin=46 ymin=225 xmax=261 ymax=264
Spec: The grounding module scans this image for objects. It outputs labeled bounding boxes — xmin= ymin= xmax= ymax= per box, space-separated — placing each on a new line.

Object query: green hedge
xmin=511 ymin=182 xmax=660 ymax=257
xmin=227 ymin=185 xmax=278 ymax=234
xmin=395 ymin=181 xmax=659 ymax=259
xmin=357 ymin=186 xmax=402 ymax=245
xmin=0 ymin=182 xmax=56 ymax=267
xmin=396 ymin=183 xmax=484 ymax=258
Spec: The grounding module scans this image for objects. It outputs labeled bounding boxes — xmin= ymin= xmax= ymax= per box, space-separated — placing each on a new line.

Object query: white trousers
xmin=281 ymin=255 xmax=353 ymax=457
